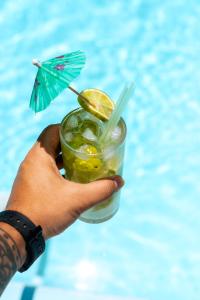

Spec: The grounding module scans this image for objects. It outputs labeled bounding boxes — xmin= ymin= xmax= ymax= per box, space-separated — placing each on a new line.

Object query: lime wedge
xmin=78 ymin=88 xmax=115 ymax=121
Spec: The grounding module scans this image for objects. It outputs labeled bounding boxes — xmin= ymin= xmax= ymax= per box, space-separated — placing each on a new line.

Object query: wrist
xmin=0 ymin=222 xmax=26 ymax=269
xmin=6 ymin=205 xmax=47 ymax=239
xmin=0 ymin=210 xmax=45 ymax=272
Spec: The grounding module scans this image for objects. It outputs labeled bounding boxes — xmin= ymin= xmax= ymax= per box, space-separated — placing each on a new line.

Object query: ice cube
xmin=103 ymin=145 xmax=115 ymax=160
xmin=78 ymin=144 xmax=89 ymax=153
xmin=64 ymin=132 xmax=73 ymax=142
xmin=79 ymin=119 xmax=100 ymax=137
xmin=76 ymin=144 xmax=90 ymax=159
xmin=111 ymin=126 xmax=121 ymax=141
xmin=82 ymin=128 xmax=97 ymax=141
xmin=78 ymin=144 xmax=97 ymax=154
xmin=80 ymin=111 xmax=98 ymax=122
xmin=66 ymin=115 xmax=79 ymax=129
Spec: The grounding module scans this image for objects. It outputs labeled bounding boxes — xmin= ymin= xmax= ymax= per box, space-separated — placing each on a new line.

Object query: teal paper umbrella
xmin=30 ymin=50 xmax=86 ymax=112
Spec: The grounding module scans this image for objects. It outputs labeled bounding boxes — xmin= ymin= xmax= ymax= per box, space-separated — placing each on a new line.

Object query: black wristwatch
xmin=0 ymin=210 xmax=45 ymax=272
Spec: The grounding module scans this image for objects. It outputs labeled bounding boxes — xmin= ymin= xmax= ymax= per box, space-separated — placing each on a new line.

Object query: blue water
xmin=0 ymin=0 xmax=200 ymax=299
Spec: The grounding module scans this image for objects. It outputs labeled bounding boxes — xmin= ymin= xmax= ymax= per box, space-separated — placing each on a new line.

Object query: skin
xmin=0 ymin=124 xmax=124 ymax=295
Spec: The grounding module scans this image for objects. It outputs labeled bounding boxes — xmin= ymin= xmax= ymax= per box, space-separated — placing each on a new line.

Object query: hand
xmin=6 ymin=125 xmax=124 ymax=239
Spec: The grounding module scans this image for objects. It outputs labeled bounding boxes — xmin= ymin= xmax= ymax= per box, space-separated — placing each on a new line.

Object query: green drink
xmin=60 ymin=90 xmax=127 ymax=223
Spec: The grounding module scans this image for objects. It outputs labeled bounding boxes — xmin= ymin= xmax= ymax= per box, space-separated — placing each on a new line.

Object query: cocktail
xmin=29 ymin=50 xmax=133 ymax=223
xmin=60 ymin=89 xmax=127 ymax=223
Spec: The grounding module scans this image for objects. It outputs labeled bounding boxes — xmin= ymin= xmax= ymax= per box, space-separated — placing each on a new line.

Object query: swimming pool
xmin=0 ymin=0 xmax=200 ymax=299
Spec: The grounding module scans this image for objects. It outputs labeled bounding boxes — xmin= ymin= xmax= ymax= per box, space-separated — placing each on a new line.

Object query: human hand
xmin=6 ymin=125 xmax=124 ymax=239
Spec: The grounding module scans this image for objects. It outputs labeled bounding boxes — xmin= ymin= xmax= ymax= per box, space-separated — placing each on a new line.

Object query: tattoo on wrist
xmin=0 ymin=228 xmax=22 ymax=295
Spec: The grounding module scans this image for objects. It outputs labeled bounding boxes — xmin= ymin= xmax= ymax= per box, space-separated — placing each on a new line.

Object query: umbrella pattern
xmin=30 ymin=50 xmax=86 ymax=112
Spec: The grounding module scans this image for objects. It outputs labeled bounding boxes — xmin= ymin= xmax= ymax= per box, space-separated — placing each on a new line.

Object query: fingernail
xmin=111 ymin=176 xmax=125 ymax=191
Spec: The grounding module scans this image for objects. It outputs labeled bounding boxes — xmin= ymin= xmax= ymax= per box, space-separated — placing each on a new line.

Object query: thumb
xmin=79 ymin=176 xmax=125 ymax=211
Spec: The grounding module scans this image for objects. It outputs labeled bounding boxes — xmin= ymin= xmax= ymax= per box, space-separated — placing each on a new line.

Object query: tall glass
xmin=60 ymin=108 xmax=126 ymax=223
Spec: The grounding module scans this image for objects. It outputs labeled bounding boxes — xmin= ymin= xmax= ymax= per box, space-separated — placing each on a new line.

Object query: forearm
xmin=0 ymin=222 xmax=26 ymax=296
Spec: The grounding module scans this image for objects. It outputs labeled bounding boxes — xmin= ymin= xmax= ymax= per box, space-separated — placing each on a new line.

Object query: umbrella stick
xmin=68 ymin=86 xmax=113 ymax=112
xmin=68 ymin=85 xmax=95 ymax=108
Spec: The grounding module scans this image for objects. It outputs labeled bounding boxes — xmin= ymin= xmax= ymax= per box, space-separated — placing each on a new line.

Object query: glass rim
xmin=60 ymin=107 xmax=127 ymax=157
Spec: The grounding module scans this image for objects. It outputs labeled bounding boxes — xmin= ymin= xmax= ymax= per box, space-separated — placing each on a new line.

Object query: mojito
xmin=60 ymin=92 xmax=126 ymax=223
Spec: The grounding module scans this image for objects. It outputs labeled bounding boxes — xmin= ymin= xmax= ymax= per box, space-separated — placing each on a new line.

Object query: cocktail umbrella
xmin=30 ymin=50 xmax=90 ymax=112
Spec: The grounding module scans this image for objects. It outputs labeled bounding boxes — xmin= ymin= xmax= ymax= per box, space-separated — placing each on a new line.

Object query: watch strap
xmin=0 ymin=210 xmax=45 ymax=272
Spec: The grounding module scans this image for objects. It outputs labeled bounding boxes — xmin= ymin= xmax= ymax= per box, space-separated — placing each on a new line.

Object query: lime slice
xmin=73 ymin=157 xmax=103 ymax=172
xmin=78 ymin=88 xmax=115 ymax=121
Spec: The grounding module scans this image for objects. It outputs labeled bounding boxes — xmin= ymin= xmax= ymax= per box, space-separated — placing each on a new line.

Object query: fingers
xmin=23 ymin=124 xmax=65 ymax=178
xmin=26 ymin=124 xmax=61 ymax=164
xmin=36 ymin=124 xmax=61 ymax=159
xmin=75 ymin=176 xmax=125 ymax=212
xmin=55 ymin=154 xmax=64 ymax=170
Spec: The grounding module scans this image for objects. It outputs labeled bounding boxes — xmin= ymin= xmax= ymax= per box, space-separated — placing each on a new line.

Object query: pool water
xmin=0 ymin=1 xmax=200 ymax=299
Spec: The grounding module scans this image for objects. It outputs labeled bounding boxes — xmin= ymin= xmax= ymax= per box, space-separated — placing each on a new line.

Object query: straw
xmin=99 ymin=82 xmax=134 ymax=144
